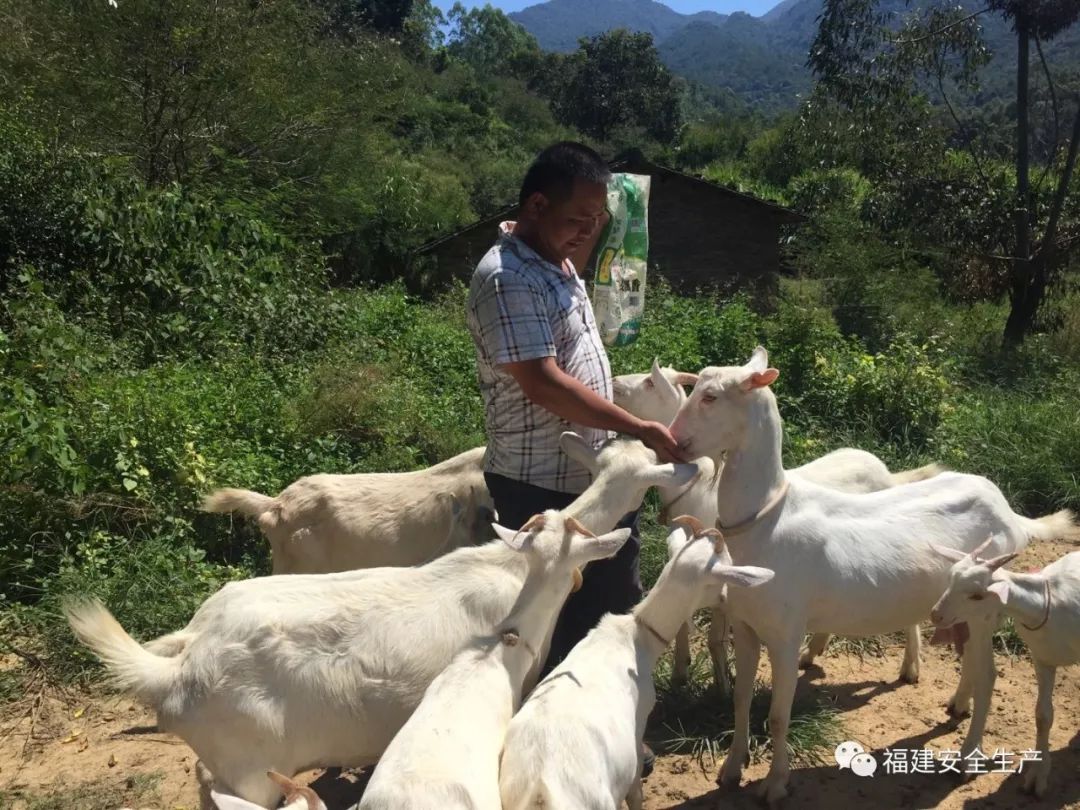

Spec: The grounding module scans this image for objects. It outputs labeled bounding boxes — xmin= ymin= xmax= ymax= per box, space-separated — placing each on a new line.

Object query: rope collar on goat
xmin=1022 ymin=578 xmax=1052 ymax=632
xmin=715 ymin=478 xmax=790 ymax=537
xmin=658 ymin=468 xmax=705 ymax=526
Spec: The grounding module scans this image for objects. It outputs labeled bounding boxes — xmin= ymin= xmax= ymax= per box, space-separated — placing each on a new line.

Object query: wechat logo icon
xmin=835 ymin=741 xmax=878 ymax=777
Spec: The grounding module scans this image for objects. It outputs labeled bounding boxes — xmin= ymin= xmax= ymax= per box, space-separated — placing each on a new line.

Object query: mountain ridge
xmin=509 ymin=0 xmax=1080 ymax=113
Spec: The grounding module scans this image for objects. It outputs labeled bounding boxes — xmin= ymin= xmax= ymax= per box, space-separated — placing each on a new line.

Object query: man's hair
xmin=518 ymin=142 xmax=611 ymax=208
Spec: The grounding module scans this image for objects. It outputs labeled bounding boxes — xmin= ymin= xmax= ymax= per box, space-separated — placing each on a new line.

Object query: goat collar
xmin=635 ymin=615 xmax=670 ymax=648
xmin=716 ymin=478 xmax=790 ymax=537
xmin=500 ymin=628 xmax=538 ymax=661
xmin=658 ymin=468 xmax=705 ymax=526
xmin=1021 ymin=578 xmax=1052 ymax=632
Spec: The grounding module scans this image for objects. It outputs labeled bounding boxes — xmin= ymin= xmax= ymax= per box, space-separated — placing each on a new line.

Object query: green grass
xmin=649 ymin=648 xmax=845 ymax=769
xmin=993 ymin=617 xmax=1028 ymax=657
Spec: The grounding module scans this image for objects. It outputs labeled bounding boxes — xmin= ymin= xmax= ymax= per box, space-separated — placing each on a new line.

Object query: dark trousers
xmin=484 ymin=472 xmax=643 ymax=678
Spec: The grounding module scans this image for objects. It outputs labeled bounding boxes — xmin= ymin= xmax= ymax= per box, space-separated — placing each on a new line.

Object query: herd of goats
xmin=65 ymin=347 xmax=1080 ymax=809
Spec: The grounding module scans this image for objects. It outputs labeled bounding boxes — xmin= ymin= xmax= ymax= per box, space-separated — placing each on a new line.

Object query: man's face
xmin=521 ymin=179 xmax=608 ymax=262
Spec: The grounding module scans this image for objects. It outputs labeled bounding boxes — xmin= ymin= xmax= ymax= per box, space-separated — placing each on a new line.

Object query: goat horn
xmin=674 ymin=372 xmax=700 ymax=387
xmin=672 ymin=514 xmax=706 ymax=535
xmin=571 ymin=567 xmax=584 ymax=592
xmin=984 ymin=551 xmax=1019 ymax=571
xmin=510 ymin=513 xmax=546 ymax=547
xmin=565 ymin=516 xmax=598 ymax=538
xmin=520 ymin=514 xmax=546 ymax=532
xmin=267 ymin=772 xmax=300 ymax=793
xmin=672 ymin=514 xmax=723 ymax=540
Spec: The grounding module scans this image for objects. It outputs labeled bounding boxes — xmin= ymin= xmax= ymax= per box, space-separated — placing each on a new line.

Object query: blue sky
xmin=434 ymin=1 xmax=780 ymax=18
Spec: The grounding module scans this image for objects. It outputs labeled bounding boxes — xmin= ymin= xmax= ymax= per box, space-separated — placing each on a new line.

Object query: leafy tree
xmin=316 ymin=0 xmax=415 ymax=37
xmin=551 ymin=30 xmax=683 ymax=144
xmin=444 ymin=3 xmax=541 ymax=76
xmin=810 ymin=0 xmax=1080 ymax=346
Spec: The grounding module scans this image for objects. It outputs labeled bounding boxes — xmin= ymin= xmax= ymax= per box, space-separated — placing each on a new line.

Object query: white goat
xmin=359 ymin=512 xmax=632 ymax=810
xmin=499 ymin=516 xmax=773 ymax=810
xmin=667 ymin=346 xmax=1080 ymax=804
xmin=210 ymin=772 xmax=326 ymax=810
xmin=930 ymin=544 xmax=1080 ymax=797
xmin=612 ymin=359 xmax=699 ymax=425
xmin=66 ymin=435 xmax=696 ymax=809
xmin=201 ymin=447 xmax=496 ymax=573
xmin=614 ymin=360 xmax=945 ymax=690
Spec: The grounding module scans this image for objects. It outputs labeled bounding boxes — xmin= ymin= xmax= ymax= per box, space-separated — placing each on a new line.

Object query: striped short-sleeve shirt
xmin=466 ymin=221 xmax=614 ymax=494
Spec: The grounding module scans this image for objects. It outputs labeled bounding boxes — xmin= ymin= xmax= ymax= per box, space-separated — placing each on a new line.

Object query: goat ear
xmin=711 ymin=564 xmax=775 ymax=589
xmin=740 ymin=368 xmax=779 ymax=391
xmin=211 ymin=790 xmax=265 ymax=810
xmin=746 ymin=345 xmax=769 ymax=372
xmin=492 ymin=522 xmax=529 ymax=551
xmin=930 ymin=542 xmax=969 ymax=563
xmin=593 ymin=527 xmax=632 ymax=556
xmin=986 ymin=579 xmax=1010 ymax=604
xmin=560 ymin=431 xmax=600 ymax=471
xmin=650 ymin=359 xmax=681 ymax=400
xmin=645 ymin=461 xmax=700 ymax=488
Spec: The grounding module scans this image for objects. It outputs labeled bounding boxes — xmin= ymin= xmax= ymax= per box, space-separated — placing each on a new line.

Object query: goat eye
xmin=969 ymin=594 xmax=984 ymax=601
xmin=702 ymin=394 xmax=717 ymax=404
xmin=644 ymin=380 xmax=654 ymax=388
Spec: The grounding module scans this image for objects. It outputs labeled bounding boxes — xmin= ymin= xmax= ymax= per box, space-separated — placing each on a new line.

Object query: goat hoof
xmin=717 ymin=757 xmax=746 ymax=788
xmin=945 ymin=700 xmax=971 ymax=719
xmin=1022 ymin=770 xmax=1048 ymax=797
xmin=755 ymin=777 xmax=789 ymax=806
xmin=899 ymin=666 xmax=919 ymax=684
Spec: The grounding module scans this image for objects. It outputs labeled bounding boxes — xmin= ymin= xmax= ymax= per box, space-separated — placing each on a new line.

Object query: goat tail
xmin=1029 ymin=509 xmax=1080 ymax=543
xmin=64 ymin=598 xmax=181 ymax=706
xmin=890 ymin=463 xmax=947 ymax=486
xmin=201 ymin=488 xmax=276 ymax=520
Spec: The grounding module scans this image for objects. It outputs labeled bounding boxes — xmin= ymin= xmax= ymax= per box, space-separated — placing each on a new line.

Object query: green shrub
xmin=787 ymin=167 xmax=872 ymax=218
xmin=7 ymin=527 xmax=250 ymax=681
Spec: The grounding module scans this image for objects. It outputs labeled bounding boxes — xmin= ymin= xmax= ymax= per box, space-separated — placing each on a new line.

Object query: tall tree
xmin=810 ymin=0 xmax=1080 ymax=346
xmin=444 ymin=3 xmax=540 ymax=76
xmin=316 ymin=0 xmax=415 ymax=38
xmin=553 ymin=30 xmax=683 ymax=144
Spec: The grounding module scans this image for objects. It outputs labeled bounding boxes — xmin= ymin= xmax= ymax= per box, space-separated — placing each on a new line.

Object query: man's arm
xmin=502 ymin=357 xmax=687 ymax=463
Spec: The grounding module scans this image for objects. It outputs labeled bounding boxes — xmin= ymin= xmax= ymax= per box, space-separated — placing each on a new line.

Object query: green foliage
xmin=656 ymin=13 xmax=813 ymax=115
xmin=317 ymin=0 xmax=417 ymax=37
xmin=788 ymin=167 xmax=872 ymax=218
xmin=550 ymin=30 xmax=683 ymax=143
xmin=444 ymin=3 xmax=542 ymax=76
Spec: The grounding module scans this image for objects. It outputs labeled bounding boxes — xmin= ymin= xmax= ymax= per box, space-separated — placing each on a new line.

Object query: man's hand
xmin=502 ymin=358 xmax=689 ymax=463
xmin=631 ymin=420 xmax=688 ymax=464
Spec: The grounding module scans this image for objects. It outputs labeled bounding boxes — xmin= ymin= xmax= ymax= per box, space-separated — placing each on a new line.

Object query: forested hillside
xmin=511 ymin=0 xmax=1080 ymax=112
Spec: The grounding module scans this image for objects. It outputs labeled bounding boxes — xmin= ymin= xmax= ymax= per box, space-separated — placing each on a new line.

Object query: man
xmin=466 ymin=141 xmax=683 ymax=697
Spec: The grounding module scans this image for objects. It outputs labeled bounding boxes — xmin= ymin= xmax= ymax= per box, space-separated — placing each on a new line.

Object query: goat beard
xmin=929 ymin=622 xmax=970 ymax=656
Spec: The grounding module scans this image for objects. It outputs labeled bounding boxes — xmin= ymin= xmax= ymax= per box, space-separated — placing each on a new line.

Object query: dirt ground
xmin=2 ymin=539 xmax=1077 ymax=810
